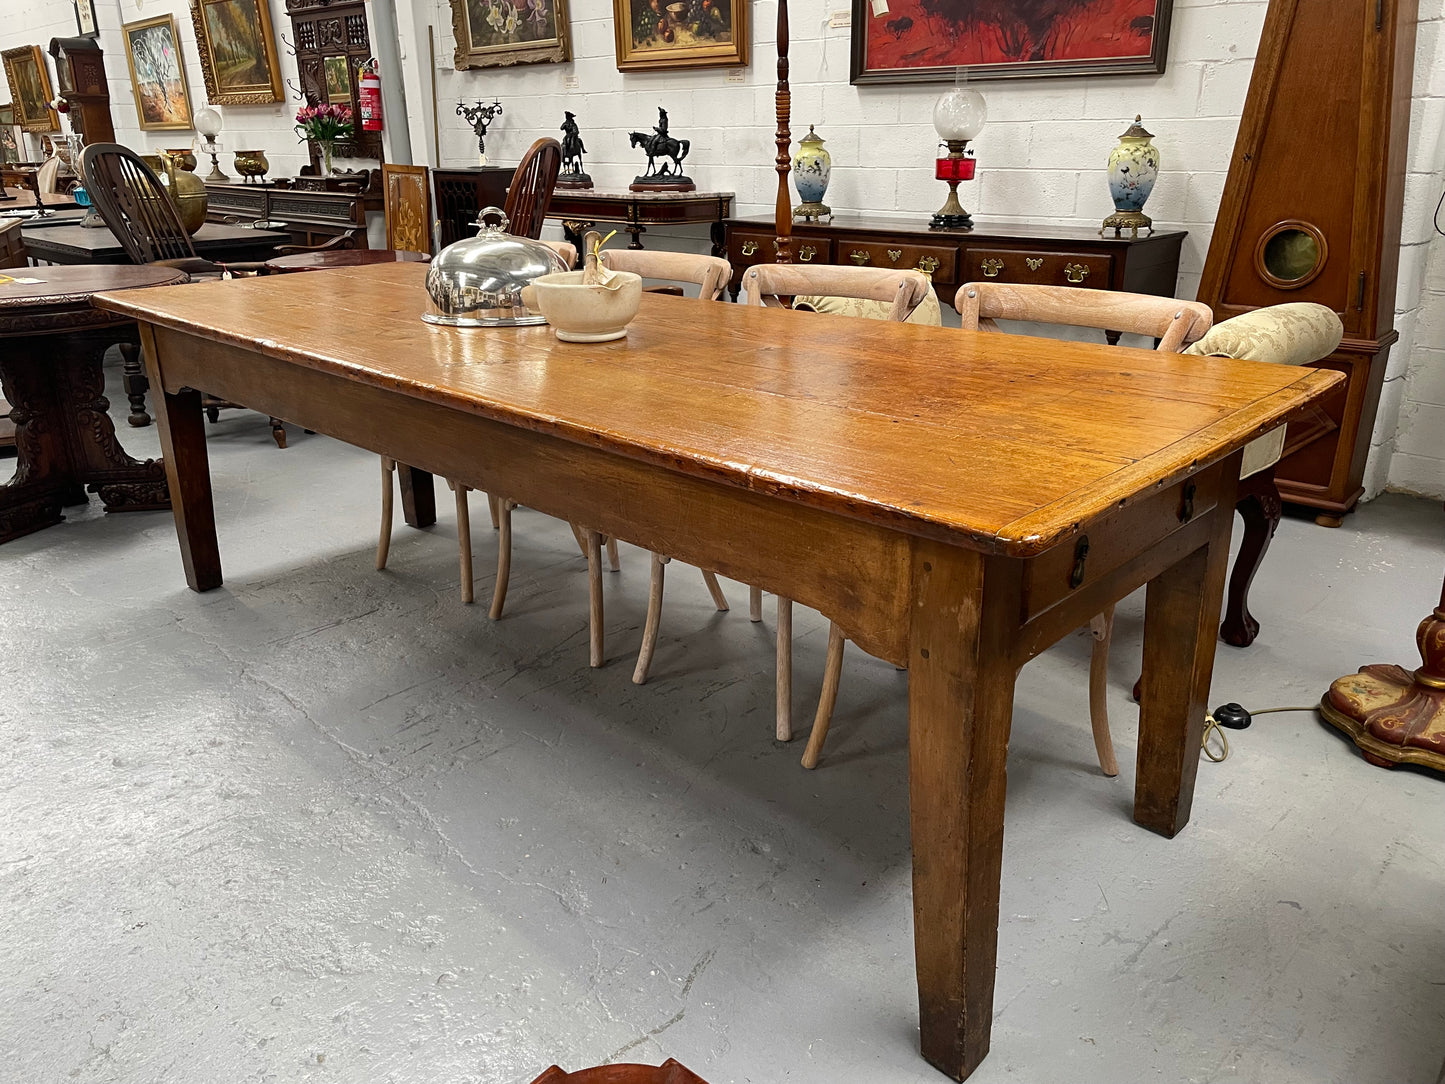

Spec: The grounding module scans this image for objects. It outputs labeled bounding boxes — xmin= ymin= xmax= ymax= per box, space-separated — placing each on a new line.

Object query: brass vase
xmin=142 ymin=151 xmax=209 ymax=235
xmin=165 ymin=147 xmax=198 ymax=172
xmin=233 ymin=149 xmax=270 ymax=184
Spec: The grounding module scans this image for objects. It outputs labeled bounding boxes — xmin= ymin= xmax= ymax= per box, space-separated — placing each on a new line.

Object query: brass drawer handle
xmin=916 ymin=256 xmax=940 ymax=275
xmin=980 ymin=257 xmax=1005 ymax=278
xmin=741 ymin=240 xmax=758 ymax=256
xmin=887 ymin=248 xmax=903 ymax=263
xmin=1026 ymin=257 xmax=1043 ymax=271
xmin=799 ymin=244 xmax=817 ymax=262
xmin=1063 ymin=262 xmax=1090 ymax=284
xmin=849 ymin=249 xmax=871 ymax=266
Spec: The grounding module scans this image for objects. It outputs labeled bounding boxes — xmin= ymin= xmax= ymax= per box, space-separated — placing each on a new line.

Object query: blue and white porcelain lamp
xmin=792 ymin=125 xmax=832 ymax=222
xmin=1101 ymin=115 xmax=1159 ymax=237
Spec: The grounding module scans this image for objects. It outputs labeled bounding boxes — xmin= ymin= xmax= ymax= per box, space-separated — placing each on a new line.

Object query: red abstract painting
xmin=851 ymin=0 xmax=1173 ymax=83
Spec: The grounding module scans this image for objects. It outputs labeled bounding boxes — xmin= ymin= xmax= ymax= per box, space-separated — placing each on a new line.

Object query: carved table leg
xmin=710 ymin=221 xmax=726 ymax=259
xmin=1220 ymin=469 xmax=1282 ymax=647
xmin=398 ymin=465 xmax=436 ymax=528
xmin=119 ymin=341 xmax=151 ymax=427
xmin=1320 ymin=566 xmax=1445 ymax=773
xmin=1105 ymin=330 xmax=1122 ymax=346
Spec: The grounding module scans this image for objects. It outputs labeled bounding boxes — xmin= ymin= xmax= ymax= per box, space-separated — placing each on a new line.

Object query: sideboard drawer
xmin=962 ymin=247 xmax=1113 ymax=289
xmin=730 ymin=233 xmax=834 ymax=268
xmin=836 ymin=240 xmax=957 ymax=279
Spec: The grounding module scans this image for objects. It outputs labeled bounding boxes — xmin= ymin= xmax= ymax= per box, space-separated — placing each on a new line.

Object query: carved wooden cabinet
xmin=723 ymin=215 xmax=1187 ymax=316
xmin=1198 ymin=0 xmax=1417 ymax=525
xmin=204 ymin=178 xmax=379 ymax=248
xmin=285 ymin=0 xmax=380 ymax=165
xmin=434 ymin=166 xmax=514 ymax=246
xmin=48 ymin=36 xmax=114 ymax=144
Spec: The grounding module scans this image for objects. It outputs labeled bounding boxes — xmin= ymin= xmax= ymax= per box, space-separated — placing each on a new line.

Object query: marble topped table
xmin=546 ymin=189 xmax=734 ymax=253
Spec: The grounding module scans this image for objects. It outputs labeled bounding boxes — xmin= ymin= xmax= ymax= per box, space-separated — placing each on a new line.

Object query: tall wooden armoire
xmin=1197 ymin=0 xmax=1417 ymax=526
xmin=48 ymin=36 xmax=114 ymax=144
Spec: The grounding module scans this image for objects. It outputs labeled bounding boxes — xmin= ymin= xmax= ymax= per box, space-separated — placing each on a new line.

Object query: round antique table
xmin=0 ymin=264 xmax=185 ymax=543
xmin=263 ymin=248 xmax=430 ymax=273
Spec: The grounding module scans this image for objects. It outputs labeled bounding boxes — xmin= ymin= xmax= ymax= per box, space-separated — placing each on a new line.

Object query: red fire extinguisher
xmin=359 ymin=59 xmax=383 ymax=132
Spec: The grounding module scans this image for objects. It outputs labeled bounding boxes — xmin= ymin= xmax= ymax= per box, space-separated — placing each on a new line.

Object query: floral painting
xmin=123 ymin=16 xmax=194 ymax=131
xmin=613 ymin=0 xmax=747 ymax=70
xmin=851 ymin=0 xmax=1174 ymax=83
xmin=450 ymin=0 xmax=570 ymax=68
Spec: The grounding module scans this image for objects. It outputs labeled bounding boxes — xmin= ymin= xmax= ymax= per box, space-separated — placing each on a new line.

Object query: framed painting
xmin=449 ymin=0 xmax=571 ymax=69
xmin=123 ymin=15 xmax=194 ymax=131
xmin=75 ymin=0 xmax=100 ymax=37
xmin=322 ymin=55 xmax=351 ymax=103
xmin=2 ymin=46 xmax=59 ymax=133
xmin=613 ymin=0 xmax=748 ymax=71
xmin=850 ymin=0 xmax=1173 ymax=83
xmin=189 ymin=0 xmax=283 ymax=104
xmin=0 ymin=107 xmax=20 ymax=166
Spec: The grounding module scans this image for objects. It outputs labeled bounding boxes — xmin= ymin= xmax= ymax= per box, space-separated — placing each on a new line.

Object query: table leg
xmin=146 ymin=354 xmax=222 ymax=592
xmin=119 ymin=342 xmax=151 ymax=427
xmin=1134 ymin=504 xmax=1233 ymax=837
xmin=908 ymin=542 xmax=1018 ymax=1081
xmin=1220 ymin=470 xmax=1281 ymax=647
xmin=398 ymin=465 xmax=436 ymax=528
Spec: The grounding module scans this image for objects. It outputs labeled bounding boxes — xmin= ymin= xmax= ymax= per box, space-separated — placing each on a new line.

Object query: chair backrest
xmin=503 ymin=138 xmax=562 ymax=240
xmin=36 ymin=155 xmax=61 ymax=194
xmin=0 ymin=218 xmax=26 ymax=269
xmin=80 ymin=142 xmax=198 ymax=265
xmin=540 ymin=239 xmax=577 ymax=268
xmin=742 ymin=263 xmax=930 ymax=322
xmin=955 ymin=282 xmax=1213 ymax=354
xmin=382 ymin=162 xmax=432 ymax=255
xmin=600 ymin=249 xmax=732 ymax=300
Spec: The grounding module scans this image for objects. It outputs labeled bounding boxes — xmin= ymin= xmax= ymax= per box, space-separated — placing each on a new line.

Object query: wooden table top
xmin=21 ymin=221 xmax=290 ymax=259
xmin=265 ymin=248 xmax=430 ymax=271
xmin=93 ymin=262 xmax=1342 ymax=556
xmin=0 ymin=188 xmax=79 ymax=210
xmin=0 ymin=264 xmax=187 ymax=334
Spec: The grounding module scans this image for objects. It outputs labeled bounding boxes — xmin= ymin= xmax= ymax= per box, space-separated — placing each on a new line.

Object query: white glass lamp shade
xmin=194 ymin=106 xmax=222 ymax=139
xmin=933 ymin=86 xmax=986 ymax=142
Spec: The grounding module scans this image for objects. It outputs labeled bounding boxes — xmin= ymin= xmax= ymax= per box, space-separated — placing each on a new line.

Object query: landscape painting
xmin=851 ymin=0 xmax=1173 ymax=82
xmin=190 ymin=0 xmax=283 ymax=104
xmin=450 ymin=0 xmax=570 ymax=68
xmin=124 ymin=16 xmax=194 ymax=130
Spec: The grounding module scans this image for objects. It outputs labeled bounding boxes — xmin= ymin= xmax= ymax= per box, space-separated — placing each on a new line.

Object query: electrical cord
xmin=1435 ymin=186 xmax=1445 ymax=238
xmin=1201 ymin=703 xmax=1318 ymax=762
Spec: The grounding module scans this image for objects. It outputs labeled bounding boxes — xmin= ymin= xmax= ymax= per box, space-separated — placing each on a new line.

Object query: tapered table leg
xmin=149 ymin=381 xmax=222 ymax=592
xmin=398 ymin=465 xmax=436 ymax=528
xmin=909 ymin=541 xmax=1019 ymax=1081
xmin=1134 ymin=500 xmax=1234 ymax=837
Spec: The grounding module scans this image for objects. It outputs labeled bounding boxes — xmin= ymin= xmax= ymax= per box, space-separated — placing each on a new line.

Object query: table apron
xmin=146 ymin=324 xmax=921 ymax=666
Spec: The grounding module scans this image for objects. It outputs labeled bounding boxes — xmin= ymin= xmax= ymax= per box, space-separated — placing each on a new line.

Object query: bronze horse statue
xmin=628 ymin=130 xmax=690 ymax=177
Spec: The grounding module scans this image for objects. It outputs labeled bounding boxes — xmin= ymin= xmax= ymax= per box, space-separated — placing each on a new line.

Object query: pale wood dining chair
xmin=588 ymin=250 xmax=737 ymax=685
xmin=799 ymin=282 xmax=1214 ymax=773
xmin=735 ymin=263 xmax=932 ymax=742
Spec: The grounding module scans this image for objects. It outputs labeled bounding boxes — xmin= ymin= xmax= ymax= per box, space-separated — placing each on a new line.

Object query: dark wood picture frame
xmin=613 ymin=0 xmax=747 ymax=71
xmin=449 ymin=0 xmax=571 ymax=70
xmin=850 ymin=0 xmax=1173 ymax=84
xmin=75 ymin=0 xmax=100 ymax=38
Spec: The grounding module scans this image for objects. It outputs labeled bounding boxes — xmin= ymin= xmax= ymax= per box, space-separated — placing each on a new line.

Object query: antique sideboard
xmin=723 ymin=215 xmax=1188 ymax=320
xmin=204 ymin=177 xmax=381 ymax=249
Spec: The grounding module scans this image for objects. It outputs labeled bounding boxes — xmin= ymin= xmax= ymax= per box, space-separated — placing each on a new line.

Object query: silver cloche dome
xmin=423 ymin=207 xmax=568 ymax=327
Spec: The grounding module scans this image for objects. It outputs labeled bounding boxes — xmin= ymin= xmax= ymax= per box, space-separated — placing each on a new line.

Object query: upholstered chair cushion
xmin=1184 ymin=302 xmax=1344 ymax=478
xmin=792 ymin=287 xmax=944 ymax=326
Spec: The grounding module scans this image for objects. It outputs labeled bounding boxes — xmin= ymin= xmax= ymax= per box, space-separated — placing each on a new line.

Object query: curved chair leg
xmin=633 ymin=553 xmax=669 ymax=685
xmin=749 ymin=586 xmax=762 ymax=622
xmin=776 ymin=597 xmax=793 ymax=741
xmin=449 ymin=480 xmax=473 ymax=604
xmin=1221 ymin=472 xmax=1282 ymax=647
xmin=487 ymin=493 xmax=501 ymax=530
xmin=1088 ymin=605 xmax=1120 ymax=777
xmin=489 ymin=499 xmax=514 ymax=620
xmin=605 ymin=536 xmax=621 ymax=572
xmin=585 ymin=529 xmax=604 ymax=667
xmin=701 ymin=570 xmax=729 ymax=611
xmin=376 ymin=457 xmax=395 ymax=571
xmin=570 ymin=522 xmax=589 ymax=558
xmin=802 ymin=622 xmax=846 ymax=769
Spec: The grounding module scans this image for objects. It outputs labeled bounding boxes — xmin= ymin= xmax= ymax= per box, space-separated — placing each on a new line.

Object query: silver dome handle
xmin=471 ymin=205 xmax=511 ymax=233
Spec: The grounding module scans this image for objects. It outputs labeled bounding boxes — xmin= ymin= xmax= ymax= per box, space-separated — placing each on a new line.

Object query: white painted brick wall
xmin=4 ymin=0 xmax=1441 ymax=498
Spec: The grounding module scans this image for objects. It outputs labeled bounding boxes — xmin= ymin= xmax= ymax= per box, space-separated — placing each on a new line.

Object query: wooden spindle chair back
xmin=80 ymin=143 xmax=198 ymax=266
xmin=503 ymin=137 xmax=562 ymax=240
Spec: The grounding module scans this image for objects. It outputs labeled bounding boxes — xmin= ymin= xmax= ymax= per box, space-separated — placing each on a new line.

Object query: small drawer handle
xmin=1070 ymin=535 xmax=1090 ymax=589
xmin=741 ymin=240 xmax=758 ymax=256
xmin=980 ymin=257 xmax=1005 ymax=278
xmin=799 ymin=244 xmax=817 ymax=262
xmin=1063 ymin=262 xmax=1090 ymax=284
xmin=849 ymin=249 xmax=871 ymax=266
xmin=887 ymin=248 xmax=903 ymax=263
xmin=916 ymin=256 xmax=940 ymax=275
xmin=1026 ymin=257 xmax=1043 ymax=271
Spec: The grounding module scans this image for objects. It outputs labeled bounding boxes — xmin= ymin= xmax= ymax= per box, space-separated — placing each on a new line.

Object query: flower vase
xmin=318 ymin=140 xmax=335 ymax=178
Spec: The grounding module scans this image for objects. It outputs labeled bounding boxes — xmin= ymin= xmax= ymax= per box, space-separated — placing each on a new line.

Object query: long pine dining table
xmin=94 ymin=263 xmax=1341 ymax=1081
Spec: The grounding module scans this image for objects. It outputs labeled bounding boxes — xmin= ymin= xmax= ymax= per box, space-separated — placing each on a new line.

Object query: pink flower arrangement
xmin=294 ymin=102 xmax=354 ymax=143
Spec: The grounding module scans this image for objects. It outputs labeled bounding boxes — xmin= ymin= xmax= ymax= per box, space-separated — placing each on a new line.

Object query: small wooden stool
xmin=530 ymin=1059 xmax=710 ymax=1084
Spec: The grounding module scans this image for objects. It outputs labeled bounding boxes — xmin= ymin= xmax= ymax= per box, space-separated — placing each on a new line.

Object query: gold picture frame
xmin=613 ymin=0 xmax=747 ymax=72
xmin=2 ymin=46 xmax=59 ymax=133
xmin=322 ymin=55 xmax=351 ymax=103
xmin=123 ymin=15 xmax=195 ymax=131
xmin=449 ymin=0 xmax=571 ymax=70
xmin=189 ymin=0 xmax=283 ymax=105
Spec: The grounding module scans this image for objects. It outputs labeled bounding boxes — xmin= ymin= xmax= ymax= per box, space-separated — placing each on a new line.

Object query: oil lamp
xmin=929 ymin=84 xmax=985 ymax=230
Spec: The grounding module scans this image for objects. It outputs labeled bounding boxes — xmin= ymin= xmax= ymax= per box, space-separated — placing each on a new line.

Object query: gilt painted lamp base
xmin=1320 ymin=664 xmax=1445 ymax=773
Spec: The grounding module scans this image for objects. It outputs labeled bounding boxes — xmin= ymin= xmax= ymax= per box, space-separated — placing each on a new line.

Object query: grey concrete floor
xmin=2 ymin=361 xmax=1443 ymax=1084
